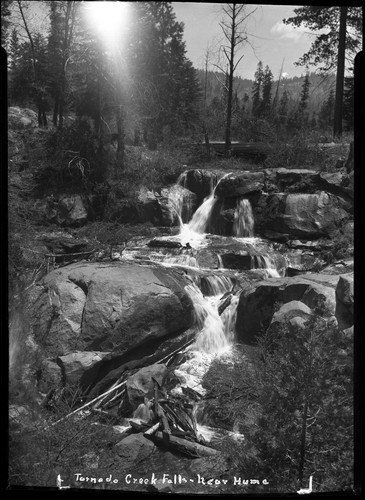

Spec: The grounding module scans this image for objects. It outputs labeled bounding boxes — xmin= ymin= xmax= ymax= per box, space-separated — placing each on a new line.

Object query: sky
xmin=9 ymin=2 xmax=356 ymax=82
xmin=172 ymin=2 xmax=322 ymax=80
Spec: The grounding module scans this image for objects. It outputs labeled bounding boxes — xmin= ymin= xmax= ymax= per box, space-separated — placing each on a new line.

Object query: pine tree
xmin=297 ymin=72 xmax=311 ymax=127
xmin=252 ymin=60 xmax=263 ymax=117
xmin=241 ymin=92 xmax=249 ymax=114
xmin=129 ymin=1 xmax=201 ymax=148
xmin=8 ymin=28 xmax=21 ymax=71
xmin=1 ymin=0 xmax=13 ymax=48
xmin=254 ymin=315 xmax=353 ymax=491
xmin=47 ymin=1 xmax=64 ymax=125
xmin=283 ymin=6 xmax=362 ymax=137
xmin=261 ymin=65 xmax=273 ymax=117
xmin=278 ymin=90 xmax=289 ymax=124
xmin=46 ymin=1 xmax=79 ymax=128
xmin=8 ymin=38 xmax=34 ymax=104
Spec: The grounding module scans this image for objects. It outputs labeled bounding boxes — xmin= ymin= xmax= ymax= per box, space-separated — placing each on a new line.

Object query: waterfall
xmin=200 ymin=275 xmax=233 ymax=296
xmin=178 ymin=173 xmax=232 ymax=247
xmin=172 ymin=281 xmax=239 ymax=397
xmin=164 ymin=254 xmax=198 ymax=268
xmin=254 ymin=254 xmax=281 ymax=278
xmin=187 ymin=194 xmax=217 ymax=234
xmin=233 ymin=198 xmax=255 ymax=237
xmin=221 ymin=294 xmax=239 ymax=343
xmin=185 ymin=283 xmax=229 ymax=354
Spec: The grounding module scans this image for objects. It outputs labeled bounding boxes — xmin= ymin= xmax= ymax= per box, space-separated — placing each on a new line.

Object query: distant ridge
xmin=195 ymin=69 xmax=337 ymax=115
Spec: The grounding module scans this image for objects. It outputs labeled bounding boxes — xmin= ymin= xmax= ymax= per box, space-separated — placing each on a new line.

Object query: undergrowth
xmin=8 ymin=393 xmax=115 ymax=488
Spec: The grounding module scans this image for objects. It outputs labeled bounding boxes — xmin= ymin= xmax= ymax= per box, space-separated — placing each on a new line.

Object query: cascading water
xmin=185 ymin=283 xmax=229 ymax=355
xmin=179 ymin=173 xmax=232 ymax=246
xmin=221 ymin=294 xmax=239 ymax=344
xmin=169 ymin=277 xmax=239 ymax=399
xmin=253 ymin=254 xmax=281 ymax=278
xmin=200 ymin=274 xmax=233 ymax=296
xmin=233 ymin=198 xmax=255 ymax=237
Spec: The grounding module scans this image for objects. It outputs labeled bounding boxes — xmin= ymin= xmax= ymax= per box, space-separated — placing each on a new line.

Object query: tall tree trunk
xmin=224 ymin=5 xmax=236 ymax=158
xmin=203 ymin=123 xmax=211 ymax=161
xmin=57 ymin=2 xmax=77 ymax=129
xmin=203 ymin=48 xmax=211 ymax=160
xmin=53 ymin=94 xmax=59 ymax=127
xmin=115 ymin=104 xmax=125 ymax=169
xmin=17 ymin=0 xmax=46 ymax=127
xmin=333 ymin=6 xmax=348 ymax=138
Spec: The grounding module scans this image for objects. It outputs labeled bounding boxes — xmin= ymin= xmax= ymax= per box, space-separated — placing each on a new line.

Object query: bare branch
xmin=233 ymin=54 xmax=245 ymax=72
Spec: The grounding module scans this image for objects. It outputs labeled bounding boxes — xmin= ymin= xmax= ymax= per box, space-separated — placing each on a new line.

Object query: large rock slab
xmin=115 ymin=433 xmax=156 ymax=465
xmin=266 ymin=300 xmax=313 ymax=336
xmin=31 ymin=262 xmax=195 ymax=359
xmin=255 ymin=191 xmax=349 ymax=240
xmin=214 ymin=171 xmax=265 ymax=198
xmin=58 ymin=351 xmax=111 ymax=386
xmin=264 ymin=168 xmax=353 ymax=203
xmin=236 ymin=274 xmax=340 ymax=344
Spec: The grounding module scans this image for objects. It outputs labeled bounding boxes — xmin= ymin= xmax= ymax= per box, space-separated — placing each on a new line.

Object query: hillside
xmin=196 ymin=69 xmax=337 ymax=116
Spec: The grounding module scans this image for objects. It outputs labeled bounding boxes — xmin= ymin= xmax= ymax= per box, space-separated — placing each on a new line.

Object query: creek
xmin=121 ymin=171 xmax=288 ymax=445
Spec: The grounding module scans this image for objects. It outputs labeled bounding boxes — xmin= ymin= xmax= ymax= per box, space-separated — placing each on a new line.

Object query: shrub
xmin=319 ymin=232 xmax=353 ymax=265
xmin=263 ymin=131 xmax=330 ymax=170
xmin=33 ymin=119 xmax=104 ymax=196
xmin=8 ymin=391 xmax=115 ymax=488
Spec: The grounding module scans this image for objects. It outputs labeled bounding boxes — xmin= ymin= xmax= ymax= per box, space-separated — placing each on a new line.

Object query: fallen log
xmin=147 ymin=431 xmax=220 ymax=458
xmin=143 ymin=422 xmax=161 ymax=437
xmin=154 ymin=381 xmax=171 ymax=434
xmin=161 ymin=401 xmax=196 ymax=436
xmin=50 ymin=380 xmax=128 ymax=426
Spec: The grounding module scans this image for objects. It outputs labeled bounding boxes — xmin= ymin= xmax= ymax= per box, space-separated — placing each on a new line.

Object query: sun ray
xmin=85 ymin=1 xmax=130 ymax=48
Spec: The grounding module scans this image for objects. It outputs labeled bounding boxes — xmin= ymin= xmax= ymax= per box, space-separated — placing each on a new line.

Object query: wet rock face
xmin=214 ymin=171 xmax=265 ymax=198
xmin=254 ymin=191 xmax=349 ymax=240
xmin=31 ymin=262 xmax=195 ymax=360
xmin=179 ymin=169 xmax=220 ymax=201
